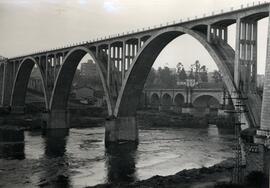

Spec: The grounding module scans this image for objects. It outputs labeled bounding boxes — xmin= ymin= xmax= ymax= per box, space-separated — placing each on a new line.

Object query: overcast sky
xmin=0 ymin=0 xmax=269 ymax=74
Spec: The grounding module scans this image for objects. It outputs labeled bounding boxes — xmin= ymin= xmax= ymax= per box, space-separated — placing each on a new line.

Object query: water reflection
xmin=0 ymin=128 xmax=25 ymax=160
xmin=105 ymin=142 xmax=138 ymax=184
xmin=0 ymin=126 xmax=235 ymax=187
xmin=39 ymin=129 xmax=70 ymax=187
xmin=43 ymin=129 xmax=69 ymax=158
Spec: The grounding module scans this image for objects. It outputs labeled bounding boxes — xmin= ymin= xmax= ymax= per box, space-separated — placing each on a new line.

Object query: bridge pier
xmin=257 ymin=10 xmax=270 ymax=145
xmin=245 ymin=11 xmax=270 ymax=182
xmin=105 ymin=116 xmax=138 ymax=146
xmin=47 ymin=110 xmax=69 ymax=129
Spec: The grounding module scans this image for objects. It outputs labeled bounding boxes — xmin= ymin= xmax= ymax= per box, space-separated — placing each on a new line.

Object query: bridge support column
xmin=250 ymin=13 xmax=270 ymax=182
xmin=107 ymin=44 xmax=111 ymax=87
xmin=47 ymin=110 xmax=69 ymax=129
xmin=105 ymin=116 xmax=138 ymax=146
xmin=121 ymin=41 xmax=126 ymax=82
xmin=258 ymin=14 xmax=270 ymax=140
xmin=207 ymin=25 xmax=211 ymax=43
xmin=235 ymin=19 xmax=258 ymax=93
xmin=234 ymin=18 xmax=241 ymax=90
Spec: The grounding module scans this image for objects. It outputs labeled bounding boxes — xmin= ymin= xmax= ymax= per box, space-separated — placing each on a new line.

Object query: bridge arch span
xmin=161 ymin=92 xmax=173 ymax=100
xmin=174 ymin=93 xmax=185 ymax=106
xmin=49 ymin=46 xmax=112 ymax=115
xmin=114 ymin=26 xmax=238 ymax=119
xmin=192 ymin=94 xmax=221 ymax=109
xmin=161 ymin=93 xmax=172 ymax=110
xmin=10 ymin=57 xmax=49 ymax=109
xmin=150 ymin=93 xmax=160 ymax=107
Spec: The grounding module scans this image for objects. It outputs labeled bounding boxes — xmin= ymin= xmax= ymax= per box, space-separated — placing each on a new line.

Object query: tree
xmin=157 ymin=66 xmax=176 ymax=88
xmin=212 ymin=70 xmax=223 ymax=83
xmin=178 ymin=68 xmax=187 ymax=81
xmin=176 ymin=62 xmax=187 ymax=81
xmin=176 ymin=62 xmax=183 ymax=73
xmin=199 ymin=65 xmax=208 ymax=82
xmin=191 ymin=60 xmax=201 ymax=82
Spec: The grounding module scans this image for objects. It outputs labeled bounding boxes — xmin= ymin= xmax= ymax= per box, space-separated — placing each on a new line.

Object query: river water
xmin=0 ymin=125 xmax=235 ymax=187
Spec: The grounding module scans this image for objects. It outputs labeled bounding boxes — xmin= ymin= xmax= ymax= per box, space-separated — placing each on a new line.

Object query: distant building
xmin=30 ymin=67 xmax=41 ymax=79
xmin=72 ymin=86 xmax=105 ymax=106
xmin=28 ymin=67 xmax=43 ymax=93
xmin=81 ymin=60 xmax=98 ymax=77
xmin=28 ymin=78 xmax=43 ymax=93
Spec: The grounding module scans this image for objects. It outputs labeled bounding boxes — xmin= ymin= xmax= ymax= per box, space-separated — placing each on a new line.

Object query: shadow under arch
xmin=114 ymin=26 xmax=239 ymax=120
xmin=174 ymin=93 xmax=185 ymax=106
xmin=10 ymin=57 xmax=49 ymax=110
xmin=49 ymin=46 xmax=112 ymax=115
xmin=193 ymin=95 xmax=221 ymax=108
xmin=150 ymin=93 xmax=160 ymax=107
xmin=161 ymin=93 xmax=172 ymax=106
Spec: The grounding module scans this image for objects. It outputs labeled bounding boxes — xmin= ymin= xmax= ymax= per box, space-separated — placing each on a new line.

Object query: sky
xmin=0 ymin=0 xmax=269 ymax=74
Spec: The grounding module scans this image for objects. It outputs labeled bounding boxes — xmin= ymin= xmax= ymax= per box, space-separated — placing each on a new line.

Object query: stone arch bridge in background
xmin=144 ymin=87 xmax=227 ymax=116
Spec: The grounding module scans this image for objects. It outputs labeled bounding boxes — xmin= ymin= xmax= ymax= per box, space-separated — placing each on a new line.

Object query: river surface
xmin=0 ymin=125 xmax=235 ymax=187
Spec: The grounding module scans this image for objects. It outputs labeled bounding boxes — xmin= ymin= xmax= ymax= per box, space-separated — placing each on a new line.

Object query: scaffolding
xmin=225 ymin=91 xmax=248 ymax=184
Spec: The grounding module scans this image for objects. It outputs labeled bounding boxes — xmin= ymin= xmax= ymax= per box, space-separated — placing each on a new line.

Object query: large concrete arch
xmin=114 ymin=26 xmax=239 ymax=119
xmin=50 ymin=46 xmax=113 ymax=115
xmin=10 ymin=57 xmax=49 ymax=109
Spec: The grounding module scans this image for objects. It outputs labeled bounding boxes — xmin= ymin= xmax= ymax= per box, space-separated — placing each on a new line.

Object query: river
xmin=0 ymin=125 xmax=235 ymax=187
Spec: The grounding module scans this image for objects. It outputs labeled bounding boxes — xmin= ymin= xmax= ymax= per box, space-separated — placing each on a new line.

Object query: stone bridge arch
xmin=191 ymin=92 xmax=223 ymax=105
xmin=150 ymin=93 xmax=160 ymax=107
xmin=174 ymin=93 xmax=185 ymax=106
xmin=192 ymin=94 xmax=221 ymax=109
xmin=114 ymin=26 xmax=240 ymax=121
xmin=161 ymin=93 xmax=173 ymax=105
xmin=10 ymin=57 xmax=49 ymax=110
xmin=49 ymin=46 xmax=112 ymax=117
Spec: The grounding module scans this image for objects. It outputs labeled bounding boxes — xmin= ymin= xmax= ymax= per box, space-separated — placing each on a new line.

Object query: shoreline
xmin=89 ymin=158 xmax=235 ymax=188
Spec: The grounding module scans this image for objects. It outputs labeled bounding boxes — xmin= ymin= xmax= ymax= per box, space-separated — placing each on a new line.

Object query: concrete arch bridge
xmin=0 ymin=2 xmax=270 ymax=144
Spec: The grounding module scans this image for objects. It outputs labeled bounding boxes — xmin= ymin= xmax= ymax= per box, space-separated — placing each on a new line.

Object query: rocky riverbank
xmin=89 ymin=159 xmax=235 ymax=188
xmin=89 ymin=158 xmax=269 ymax=188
